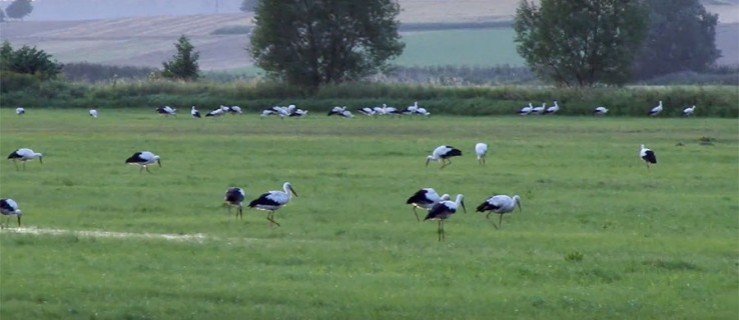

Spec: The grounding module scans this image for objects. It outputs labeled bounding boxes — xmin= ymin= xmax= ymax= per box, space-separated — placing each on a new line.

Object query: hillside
xmin=0 ymin=0 xmax=736 ymax=71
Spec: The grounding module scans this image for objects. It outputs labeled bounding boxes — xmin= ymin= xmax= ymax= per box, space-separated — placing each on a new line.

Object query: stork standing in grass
xmin=648 ymin=101 xmax=663 ymax=116
xmin=89 ymin=109 xmax=98 ymax=118
xmin=156 ymin=106 xmax=177 ymax=116
xmin=426 ymin=145 xmax=462 ymax=169
xmin=405 ymin=188 xmax=450 ymax=221
xmin=424 ymin=194 xmax=466 ymax=241
xmin=593 ymin=106 xmax=609 ymax=115
xmin=0 ymin=198 xmax=22 ymax=229
xmin=545 ymin=101 xmax=560 ymax=115
xmin=682 ymin=105 xmax=696 ymax=117
xmin=7 ymin=148 xmax=43 ymax=170
xmin=475 ymin=143 xmax=488 ymax=165
xmin=248 ymin=182 xmax=298 ymax=227
xmin=125 ymin=151 xmax=161 ymax=173
xmin=16 ymin=107 xmax=25 ymax=115
xmin=224 ymin=187 xmax=246 ymax=219
xmin=639 ymin=144 xmax=657 ymax=170
xmin=191 ymin=106 xmax=201 ymax=118
xmin=476 ymin=194 xmax=522 ymax=229
xmin=518 ymin=103 xmax=533 ymax=115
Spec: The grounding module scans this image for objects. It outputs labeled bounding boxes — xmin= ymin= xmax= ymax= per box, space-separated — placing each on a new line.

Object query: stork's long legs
xmin=267 ymin=211 xmax=281 ymax=227
xmin=12 ymin=160 xmax=19 ymax=171
xmin=440 ymin=159 xmax=451 ymax=169
xmin=145 ymin=166 xmax=152 ymax=174
xmin=237 ymin=207 xmax=243 ymax=219
xmin=437 ymin=220 xmax=445 ymax=241
xmin=412 ymin=206 xmax=420 ymax=221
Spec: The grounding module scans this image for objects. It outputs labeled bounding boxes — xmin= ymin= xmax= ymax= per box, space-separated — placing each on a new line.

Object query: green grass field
xmin=1 ymin=110 xmax=737 ymax=319
xmin=395 ymin=28 xmax=524 ymax=67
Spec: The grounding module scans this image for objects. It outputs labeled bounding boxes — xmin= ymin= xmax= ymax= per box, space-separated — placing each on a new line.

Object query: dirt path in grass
xmin=1 ymin=226 xmax=210 ymax=242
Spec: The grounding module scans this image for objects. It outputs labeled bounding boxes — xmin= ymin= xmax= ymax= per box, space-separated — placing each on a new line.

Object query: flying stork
xmin=0 ymin=198 xmax=22 ymax=229
xmin=224 ymin=187 xmax=246 ymax=219
xmin=125 ymin=151 xmax=161 ymax=173
xmin=405 ymin=188 xmax=450 ymax=221
xmin=7 ymin=148 xmax=43 ymax=170
xmin=639 ymin=144 xmax=657 ymax=170
xmin=426 ymin=145 xmax=462 ymax=169
xmin=424 ymin=194 xmax=466 ymax=241
xmin=248 ymin=182 xmax=298 ymax=227
xmin=476 ymin=194 xmax=522 ymax=229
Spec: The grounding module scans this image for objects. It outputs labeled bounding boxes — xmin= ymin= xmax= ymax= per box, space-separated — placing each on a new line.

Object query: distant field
xmin=1 ymin=110 xmax=737 ymax=319
xmin=394 ymin=28 xmax=524 ymax=67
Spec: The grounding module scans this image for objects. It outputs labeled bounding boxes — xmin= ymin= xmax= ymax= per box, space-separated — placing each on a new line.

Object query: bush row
xmin=1 ymin=72 xmax=736 ymax=117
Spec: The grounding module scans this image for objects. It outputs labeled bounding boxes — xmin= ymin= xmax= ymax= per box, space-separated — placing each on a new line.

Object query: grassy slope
xmin=0 ymin=110 xmax=737 ymax=319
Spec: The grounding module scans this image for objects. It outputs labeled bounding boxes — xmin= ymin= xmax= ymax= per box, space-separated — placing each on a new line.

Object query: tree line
xmin=0 ymin=0 xmax=726 ymax=90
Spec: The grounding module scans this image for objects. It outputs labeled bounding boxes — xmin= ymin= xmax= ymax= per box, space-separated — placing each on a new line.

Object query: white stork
xmin=414 ymin=107 xmax=431 ymax=117
xmin=7 ymin=148 xmax=43 ymax=170
xmin=545 ymin=101 xmax=560 ymax=115
xmin=16 ymin=107 xmax=25 ymax=115
xmin=205 ymin=107 xmax=225 ymax=117
xmin=476 ymin=195 xmax=522 ymax=229
xmin=0 ymin=198 xmax=22 ymax=228
xmin=156 ymin=106 xmax=176 ymax=116
xmin=224 ymin=187 xmax=246 ymax=219
xmin=531 ymin=103 xmax=546 ymax=115
xmin=89 ymin=109 xmax=98 ymax=118
xmin=191 ymin=106 xmax=201 ymax=118
xmin=328 ymin=107 xmax=354 ymax=119
xmin=648 ymin=101 xmax=663 ymax=116
xmin=426 ymin=145 xmax=462 ymax=169
xmin=518 ymin=103 xmax=533 ymax=115
xmin=289 ymin=108 xmax=309 ymax=118
xmin=593 ymin=106 xmax=609 ymax=116
xmin=357 ymin=107 xmax=376 ymax=116
xmin=424 ymin=194 xmax=466 ymax=241
xmin=125 ymin=151 xmax=161 ymax=173
xmin=248 ymin=182 xmax=298 ymax=227
xmin=405 ymin=188 xmax=450 ymax=221
xmin=639 ymin=144 xmax=657 ymax=170
xmin=682 ymin=105 xmax=696 ymax=117
xmin=226 ymin=106 xmax=243 ymax=115
xmin=475 ymin=143 xmax=488 ymax=165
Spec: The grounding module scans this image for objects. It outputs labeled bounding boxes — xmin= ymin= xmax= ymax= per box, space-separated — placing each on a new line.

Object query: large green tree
xmin=250 ymin=0 xmax=405 ymax=91
xmin=632 ymin=0 xmax=720 ymax=80
xmin=161 ymin=35 xmax=200 ymax=81
xmin=514 ymin=0 xmax=648 ymax=86
xmin=5 ymin=0 xmax=33 ymax=20
xmin=0 ymin=41 xmax=63 ymax=79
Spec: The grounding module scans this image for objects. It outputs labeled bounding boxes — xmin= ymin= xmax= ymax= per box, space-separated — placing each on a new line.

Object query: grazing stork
xmin=405 ymin=188 xmax=450 ymax=221
xmin=89 ymin=109 xmax=98 ymax=118
xmin=248 ymin=182 xmax=298 ymax=227
xmin=518 ymin=103 xmax=533 ymax=115
xmin=191 ymin=106 xmax=201 ymax=118
xmin=156 ymin=106 xmax=177 ymax=116
xmin=593 ymin=106 xmax=609 ymax=116
xmin=531 ymin=103 xmax=546 ymax=115
xmin=16 ymin=107 xmax=25 ymax=115
xmin=682 ymin=105 xmax=696 ymax=117
xmin=357 ymin=107 xmax=376 ymax=116
xmin=545 ymin=101 xmax=560 ymax=115
xmin=424 ymin=194 xmax=466 ymax=241
xmin=648 ymin=101 xmax=663 ymax=116
xmin=426 ymin=145 xmax=462 ymax=169
xmin=206 ymin=107 xmax=226 ymax=117
xmin=226 ymin=106 xmax=243 ymax=115
xmin=224 ymin=187 xmax=246 ymax=219
xmin=328 ymin=106 xmax=354 ymax=119
xmin=476 ymin=194 xmax=522 ymax=229
xmin=289 ymin=108 xmax=309 ymax=117
xmin=125 ymin=151 xmax=161 ymax=173
xmin=7 ymin=148 xmax=43 ymax=170
xmin=475 ymin=143 xmax=488 ymax=165
xmin=0 ymin=198 xmax=22 ymax=228
xmin=639 ymin=144 xmax=657 ymax=170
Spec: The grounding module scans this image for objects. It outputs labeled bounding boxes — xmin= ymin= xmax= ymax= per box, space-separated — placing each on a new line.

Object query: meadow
xmin=0 ymin=109 xmax=737 ymax=319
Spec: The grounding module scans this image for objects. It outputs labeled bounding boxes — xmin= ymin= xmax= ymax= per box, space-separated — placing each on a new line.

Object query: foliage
xmin=160 ymin=35 xmax=200 ymax=81
xmin=514 ymin=0 xmax=649 ymax=87
xmin=210 ymin=25 xmax=251 ymax=35
xmin=632 ymin=0 xmax=721 ymax=80
xmin=250 ymin=0 xmax=405 ymax=92
xmin=62 ymin=62 xmax=157 ymax=83
xmin=239 ymin=0 xmax=259 ymax=12
xmin=4 ymin=0 xmax=32 ymax=20
xmin=0 ymin=41 xmax=62 ymax=79
xmin=0 ymin=112 xmax=737 ymax=319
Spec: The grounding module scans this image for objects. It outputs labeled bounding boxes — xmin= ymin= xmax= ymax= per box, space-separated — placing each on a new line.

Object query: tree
xmin=632 ymin=0 xmax=720 ymax=80
xmin=514 ymin=0 xmax=649 ymax=86
xmin=5 ymin=0 xmax=33 ymax=21
xmin=161 ymin=35 xmax=200 ymax=81
xmin=250 ymin=0 xmax=405 ymax=91
xmin=0 ymin=41 xmax=63 ymax=79
xmin=240 ymin=0 xmax=259 ymax=12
